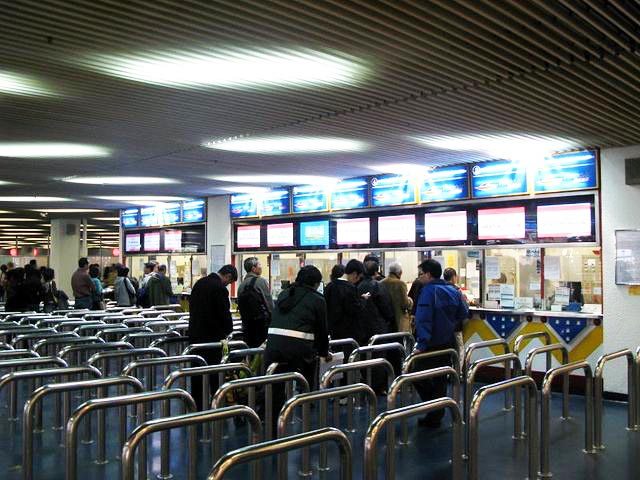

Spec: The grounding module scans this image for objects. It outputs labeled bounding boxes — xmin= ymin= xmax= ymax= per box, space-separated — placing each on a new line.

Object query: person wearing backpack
xmin=237 ymin=257 xmax=273 ymax=347
xmin=136 ymin=262 xmax=156 ymax=308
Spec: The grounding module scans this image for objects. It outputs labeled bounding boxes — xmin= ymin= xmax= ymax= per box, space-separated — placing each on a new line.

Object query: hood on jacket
xmin=276 ymin=284 xmax=314 ymax=313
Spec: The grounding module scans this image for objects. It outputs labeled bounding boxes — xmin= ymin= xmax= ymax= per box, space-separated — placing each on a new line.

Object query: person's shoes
xmin=417 ymin=416 xmax=441 ymax=429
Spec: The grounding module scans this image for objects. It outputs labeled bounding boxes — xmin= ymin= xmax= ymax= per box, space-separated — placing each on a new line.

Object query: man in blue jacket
xmin=413 ymin=259 xmax=468 ymax=428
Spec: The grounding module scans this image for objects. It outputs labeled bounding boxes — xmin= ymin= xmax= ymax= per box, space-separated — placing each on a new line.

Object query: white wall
xmin=601 ymin=145 xmax=640 ymax=394
xmin=206 ymin=195 xmax=232 ymax=273
xmin=49 ymin=218 xmax=85 ymax=294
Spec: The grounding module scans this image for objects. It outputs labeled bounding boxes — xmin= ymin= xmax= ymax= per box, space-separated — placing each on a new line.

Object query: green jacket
xmin=147 ymin=274 xmax=172 ymax=306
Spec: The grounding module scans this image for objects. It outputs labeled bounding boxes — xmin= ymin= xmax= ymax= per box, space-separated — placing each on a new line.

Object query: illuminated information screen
xmin=419 ymin=165 xmax=469 ymax=202
xmin=378 ymin=214 xmax=416 ymax=244
xmin=230 ymin=193 xmax=259 ymax=218
xmin=336 ymin=217 xmax=370 ymax=245
xmin=535 ymin=150 xmax=597 ymax=193
xmin=260 ymin=189 xmax=290 ymax=217
xmin=267 ymin=223 xmax=294 ymax=247
xmin=299 ymin=220 xmax=330 ymax=247
xmin=143 ymin=231 xmax=161 ymax=252
xmin=292 ymin=185 xmax=328 ymax=214
xmin=371 ymin=174 xmax=416 ymax=207
xmin=471 ymin=160 xmax=528 ymax=198
xmin=478 ymin=206 xmax=526 ymax=240
xmin=236 ymin=225 xmax=261 ymax=249
xmin=424 ymin=211 xmax=468 ymax=242
xmin=537 ymin=203 xmax=592 ymax=238
xmin=125 ymin=234 xmax=141 ymax=253
xmin=121 ymin=208 xmax=139 ymax=228
xmin=164 ymin=229 xmax=182 ymax=251
xmin=182 ymin=200 xmax=205 ymax=223
xmin=330 ymin=178 xmax=368 ymax=211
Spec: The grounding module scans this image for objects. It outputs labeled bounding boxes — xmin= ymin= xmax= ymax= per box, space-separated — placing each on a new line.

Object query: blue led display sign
xmin=419 ymin=165 xmax=469 ymax=202
xmin=371 ymin=174 xmax=417 ymax=207
xmin=230 ymin=194 xmax=259 ymax=218
xmin=534 ymin=150 xmax=597 ymax=193
xmin=259 ymin=189 xmax=290 ymax=217
xmin=471 ymin=160 xmax=528 ymax=198
xmin=330 ymin=177 xmax=369 ymax=211
xmin=299 ymin=220 xmax=330 ymax=247
xmin=182 ymin=199 xmax=206 ymax=223
xmin=121 ymin=208 xmax=139 ymax=228
xmin=292 ymin=185 xmax=329 ymax=214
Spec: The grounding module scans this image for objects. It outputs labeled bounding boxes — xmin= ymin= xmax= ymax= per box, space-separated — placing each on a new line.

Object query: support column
xmin=207 ymin=195 xmax=232 ymax=272
xmin=49 ymin=218 xmax=85 ymax=294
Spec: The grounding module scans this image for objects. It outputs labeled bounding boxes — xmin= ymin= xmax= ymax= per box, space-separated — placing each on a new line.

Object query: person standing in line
xmin=114 ymin=266 xmax=136 ymax=307
xmin=382 ymin=262 xmax=413 ymax=333
xmin=5 ymin=267 xmax=28 ymax=312
xmin=42 ymin=268 xmax=59 ymax=313
xmin=237 ymin=257 xmax=273 ymax=347
xmin=188 ymin=264 xmax=238 ymax=410
xmin=137 ymin=262 xmax=157 ymax=308
xmin=148 ymin=264 xmax=173 ymax=306
xmin=343 ymin=259 xmax=373 ymax=346
xmin=23 ymin=265 xmax=44 ymax=312
xmin=89 ymin=264 xmax=104 ymax=310
xmin=443 ymin=267 xmax=469 ymax=371
xmin=324 ymin=264 xmax=363 ymax=342
xmin=71 ymin=257 xmax=95 ymax=310
xmin=413 ymin=259 xmax=468 ymax=428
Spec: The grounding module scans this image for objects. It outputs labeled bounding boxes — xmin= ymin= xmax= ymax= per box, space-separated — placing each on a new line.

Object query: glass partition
xmin=304 ymin=252 xmax=339 ymax=287
xmin=382 ymin=251 xmax=419 ymax=289
xmin=270 ymin=253 xmax=303 ymax=299
xmin=482 ymin=248 xmax=542 ymax=309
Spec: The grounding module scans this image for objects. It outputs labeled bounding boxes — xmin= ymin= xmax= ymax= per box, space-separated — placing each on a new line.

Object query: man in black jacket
xmin=188 ymin=264 xmax=238 ymax=409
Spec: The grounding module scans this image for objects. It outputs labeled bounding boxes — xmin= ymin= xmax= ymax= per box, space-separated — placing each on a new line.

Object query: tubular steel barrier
xmin=168 ymin=324 xmax=189 ymax=337
xmin=86 ymin=347 xmax=167 ymax=376
xmin=145 ymin=319 xmax=187 ymax=332
xmin=0 ymin=349 xmax=39 ymax=360
xmin=65 ymin=310 xmax=91 ymax=319
xmin=121 ymin=331 xmax=175 ymax=348
xmin=56 ymin=321 xmax=103 ymax=333
xmin=209 ymin=427 xmax=351 ymax=480
xmin=0 ymin=327 xmax=40 ymax=344
xmin=123 ymin=317 xmax=151 ymax=328
xmin=469 ymin=376 xmax=538 ymax=480
xmin=34 ymin=336 xmax=104 ymax=357
xmin=402 ymin=348 xmax=460 ymax=377
xmin=58 ymin=342 xmax=133 ymax=366
xmin=463 ymin=339 xmax=511 ymax=410
xmin=212 ymin=372 xmax=309 ymax=449
xmin=222 ymin=347 xmax=265 ymax=375
xmin=388 ymin=366 xmax=460 ymax=448
xmin=122 ymin=355 xmax=207 ymax=391
xmin=514 ymin=331 xmax=553 ymax=371
xmin=99 ymin=327 xmax=151 ymax=342
xmin=122 ymin=406 xmax=262 ymax=480
xmin=13 ymin=331 xmax=78 ymax=350
xmin=277 ymin=383 xmax=376 ymax=476
xmin=152 ymin=304 xmax=183 ymax=312
xmin=540 ymin=361 xmax=595 ymax=478
xmin=365 ymin=398 xmax=463 ymax=480
xmin=22 ymin=376 xmax=143 ymax=480
xmin=65 ymin=388 xmax=196 ymax=480
xmin=594 ymin=349 xmax=638 ymax=450
xmin=348 ymin=343 xmax=407 ymax=386
xmin=19 ymin=315 xmax=62 ymax=326
xmin=329 ymin=338 xmax=359 ymax=354
xmin=150 ymin=336 xmax=191 ymax=356
xmin=74 ymin=323 xmax=126 ymax=336
xmin=369 ymin=332 xmax=415 ymax=353
xmin=182 ymin=340 xmax=249 ymax=357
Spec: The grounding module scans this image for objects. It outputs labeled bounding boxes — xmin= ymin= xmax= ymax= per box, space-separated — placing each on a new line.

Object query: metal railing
xmin=65 ymin=388 xmax=196 ymax=480
xmin=388 ymin=366 xmax=460 ymax=447
xmin=463 ymin=339 xmax=511 ymax=410
xmin=65 ymin=310 xmax=91 ymax=318
xmin=369 ymin=332 xmax=415 ymax=353
xmin=222 ymin=347 xmax=265 ymax=375
xmin=56 ymin=321 xmax=104 ymax=333
xmin=152 ymin=304 xmax=183 ymax=312
xmin=121 ymin=331 xmax=175 ymax=348
xmin=13 ymin=331 xmax=78 ymax=350
xmin=365 ymin=397 xmax=463 ymax=480
xmin=348 ymin=342 xmax=407 ymax=386
xmin=122 ymin=355 xmax=207 ymax=391
xmin=123 ymin=317 xmax=152 ymax=328
xmin=182 ymin=340 xmax=249 ymax=357
xmin=328 ymin=338 xmax=359 ymax=354
xmin=277 ymin=383 xmax=376 ymax=476
xmin=122 ymin=405 xmax=262 ymax=480
xmin=99 ymin=327 xmax=152 ymax=343
xmin=0 ymin=326 xmax=40 ymax=344
xmin=402 ymin=348 xmax=460 ymax=376
xmin=33 ymin=336 xmax=104 ymax=357
xmin=513 ymin=331 xmax=553 ymax=371
xmin=19 ymin=315 xmax=62 ymax=326
xmin=469 ymin=376 xmax=538 ymax=480
xmin=58 ymin=341 xmax=133 ymax=366
xmin=212 ymin=372 xmax=310 ymax=445
xmin=145 ymin=319 xmax=188 ymax=332
xmin=22 ymin=376 xmax=143 ymax=480
xmin=540 ymin=361 xmax=595 ymax=478
xmin=86 ymin=347 xmax=167 ymax=376
xmin=0 ymin=349 xmax=39 ymax=360
xmin=594 ymin=349 xmax=638 ymax=449
xmin=209 ymin=427 xmax=351 ymax=480
xmin=150 ymin=336 xmax=191 ymax=356
xmin=74 ymin=323 xmax=126 ymax=336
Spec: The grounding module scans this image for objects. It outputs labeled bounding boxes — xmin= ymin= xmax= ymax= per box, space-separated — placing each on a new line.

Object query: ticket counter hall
xmin=1 ymin=3 xmax=640 ymax=480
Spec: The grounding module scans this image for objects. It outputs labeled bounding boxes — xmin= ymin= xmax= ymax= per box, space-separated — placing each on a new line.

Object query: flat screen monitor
xmin=230 ymin=193 xmax=259 ymax=218
xmin=161 ymin=203 xmax=181 ymax=225
xmin=125 ymin=233 xmax=141 ymax=253
xmin=535 ymin=150 xmax=597 ymax=193
xmin=371 ymin=174 xmax=417 ymax=207
xmin=424 ymin=211 xmax=468 ymax=242
xmin=300 ymin=220 xmax=330 ymax=247
xmin=292 ymin=185 xmax=328 ymax=214
xmin=164 ymin=229 xmax=182 ymax=251
xmin=377 ymin=214 xmax=416 ymax=244
xmin=267 ymin=223 xmax=294 ymax=248
xmin=419 ymin=165 xmax=469 ymax=202
xmin=182 ymin=199 xmax=206 ymax=223
xmin=537 ymin=203 xmax=592 ymax=238
xmin=140 ymin=206 xmax=162 ymax=227
xmin=121 ymin=208 xmax=139 ymax=228
xmin=143 ymin=231 xmax=161 ymax=252
xmin=236 ymin=225 xmax=261 ymax=249
xmin=471 ymin=160 xmax=528 ymax=198
xmin=330 ymin=177 xmax=369 ymax=210
xmin=260 ymin=189 xmax=290 ymax=217
xmin=478 ymin=206 xmax=526 ymax=240
xmin=336 ymin=217 xmax=370 ymax=245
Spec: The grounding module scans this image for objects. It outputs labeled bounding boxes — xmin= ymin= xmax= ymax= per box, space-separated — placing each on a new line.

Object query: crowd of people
xmin=188 ymin=255 xmax=469 ymax=428
xmin=0 ymin=257 xmax=175 ymax=312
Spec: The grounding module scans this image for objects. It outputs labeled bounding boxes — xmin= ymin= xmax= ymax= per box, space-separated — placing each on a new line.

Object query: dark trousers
xmin=190 ymin=349 xmax=222 ymax=410
xmin=413 ymin=342 xmax=456 ymax=422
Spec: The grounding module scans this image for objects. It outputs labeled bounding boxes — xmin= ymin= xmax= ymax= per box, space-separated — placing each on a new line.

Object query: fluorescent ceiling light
xmin=86 ymin=47 xmax=367 ymax=89
xmin=367 ymin=163 xmax=432 ymax=175
xmin=0 ymin=143 xmax=110 ymax=158
xmin=62 ymin=176 xmax=177 ymax=185
xmin=0 ymin=196 xmax=72 ymax=202
xmin=0 ymin=229 xmax=48 ymax=232
xmin=212 ymin=174 xmax=338 ymax=186
xmin=95 ymin=196 xmax=189 ymax=206
xmin=0 ymin=71 xmax=56 ymax=97
xmin=414 ymin=134 xmax=576 ymax=161
xmin=92 ymin=217 xmax=120 ymax=221
xmin=34 ymin=208 xmax=105 ymax=213
xmin=0 ymin=217 xmax=40 ymax=222
xmin=218 ymin=186 xmax=271 ymax=194
xmin=205 ymin=136 xmax=367 ymax=154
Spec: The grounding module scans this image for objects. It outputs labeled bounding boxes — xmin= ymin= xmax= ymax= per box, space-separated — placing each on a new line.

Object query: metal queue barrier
xmin=168 ymin=324 xmax=189 ymax=336
xmin=56 ymin=321 xmax=104 ymax=333
xmin=388 ymin=366 xmax=460 ymax=449
xmin=465 ymin=353 xmax=523 ymax=451
xmin=87 ymin=348 xmax=167 ymax=377
xmin=123 ymin=317 xmax=152 ymax=328
xmin=402 ymin=348 xmax=460 ymax=376
xmin=65 ymin=310 xmax=91 ymax=319
xmin=100 ymin=327 xmax=151 ymax=343
xmin=33 ymin=336 xmax=104 ymax=357
xmin=150 ymin=336 xmax=191 ymax=356
xmin=162 ymin=363 xmax=252 ymax=442
xmin=20 ymin=315 xmax=63 ymax=326
xmin=209 ymin=427 xmax=352 ymax=480
xmin=22 ymin=376 xmax=144 ymax=480
xmin=514 ymin=332 xmax=553 ymax=371
xmin=212 ymin=372 xmax=310 ymax=453
xmin=121 ymin=355 xmax=207 ymax=391
xmin=277 ymin=384 xmax=376 ymax=476
xmin=468 ymin=376 xmax=538 ymax=480
xmin=122 ymin=406 xmax=262 ymax=480
xmin=65 ymin=388 xmax=196 ymax=480
xmin=594 ymin=349 xmax=638 ymax=449
xmin=145 ymin=320 xmax=187 ymax=332
xmin=13 ymin=331 xmax=78 ymax=350
xmin=348 ymin=343 xmax=407 ymax=388
xmin=121 ymin=331 xmax=176 ymax=348
xmin=321 ymin=358 xmax=395 ymax=432
xmin=182 ymin=340 xmax=249 ymax=357
xmin=369 ymin=332 xmax=415 ymax=353
xmin=74 ymin=323 xmax=127 ymax=336
xmin=463 ymin=339 xmax=511 ymax=410
xmin=364 ymin=398 xmax=463 ymax=480
xmin=329 ymin=338 xmax=359 ymax=355
xmin=0 ymin=327 xmax=41 ymax=344
xmin=58 ymin=342 xmax=133 ymax=366
xmin=0 ymin=349 xmax=39 ymax=360
xmin=540 ymin=361 xmax=595 ymax=478
xmin=222 ymin=348 xmax=265 ymax=375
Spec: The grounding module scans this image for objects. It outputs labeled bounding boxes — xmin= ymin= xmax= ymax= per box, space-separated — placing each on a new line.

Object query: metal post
xmin=365 ymin=398 xmax=463 ymax=480
xmin=369 ymin=332 xmax=416 ymax=353
xmin=463 ymin=339 xmax=510 ymax=412
xmin=468 ymin=376 xmax=537 ymax=480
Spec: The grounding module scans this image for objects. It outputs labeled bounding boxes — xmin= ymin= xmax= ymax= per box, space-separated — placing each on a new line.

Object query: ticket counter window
xmin=239 ymin=254 xmax=270 ymax=285
xmin=383 ymin=251 xmax=419 ymax=289
xmin=270 ymin=253 xmax=302 ymax=299
xmin=423 ymin=250 xmax=482 ymax=306
xmin=342 ymin=251 xmax=380 ymax=262
xmin=483 ymin=249 xmax=542 ymax=309
xmin=543 ymin=247 xmax=602 ymax=313
xmin=304 ymin=252 xmax=338 ymax=285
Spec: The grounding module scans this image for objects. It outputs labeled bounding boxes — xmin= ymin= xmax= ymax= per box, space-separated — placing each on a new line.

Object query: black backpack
xmin=237 ymin=277 xmax=271 ymax=347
